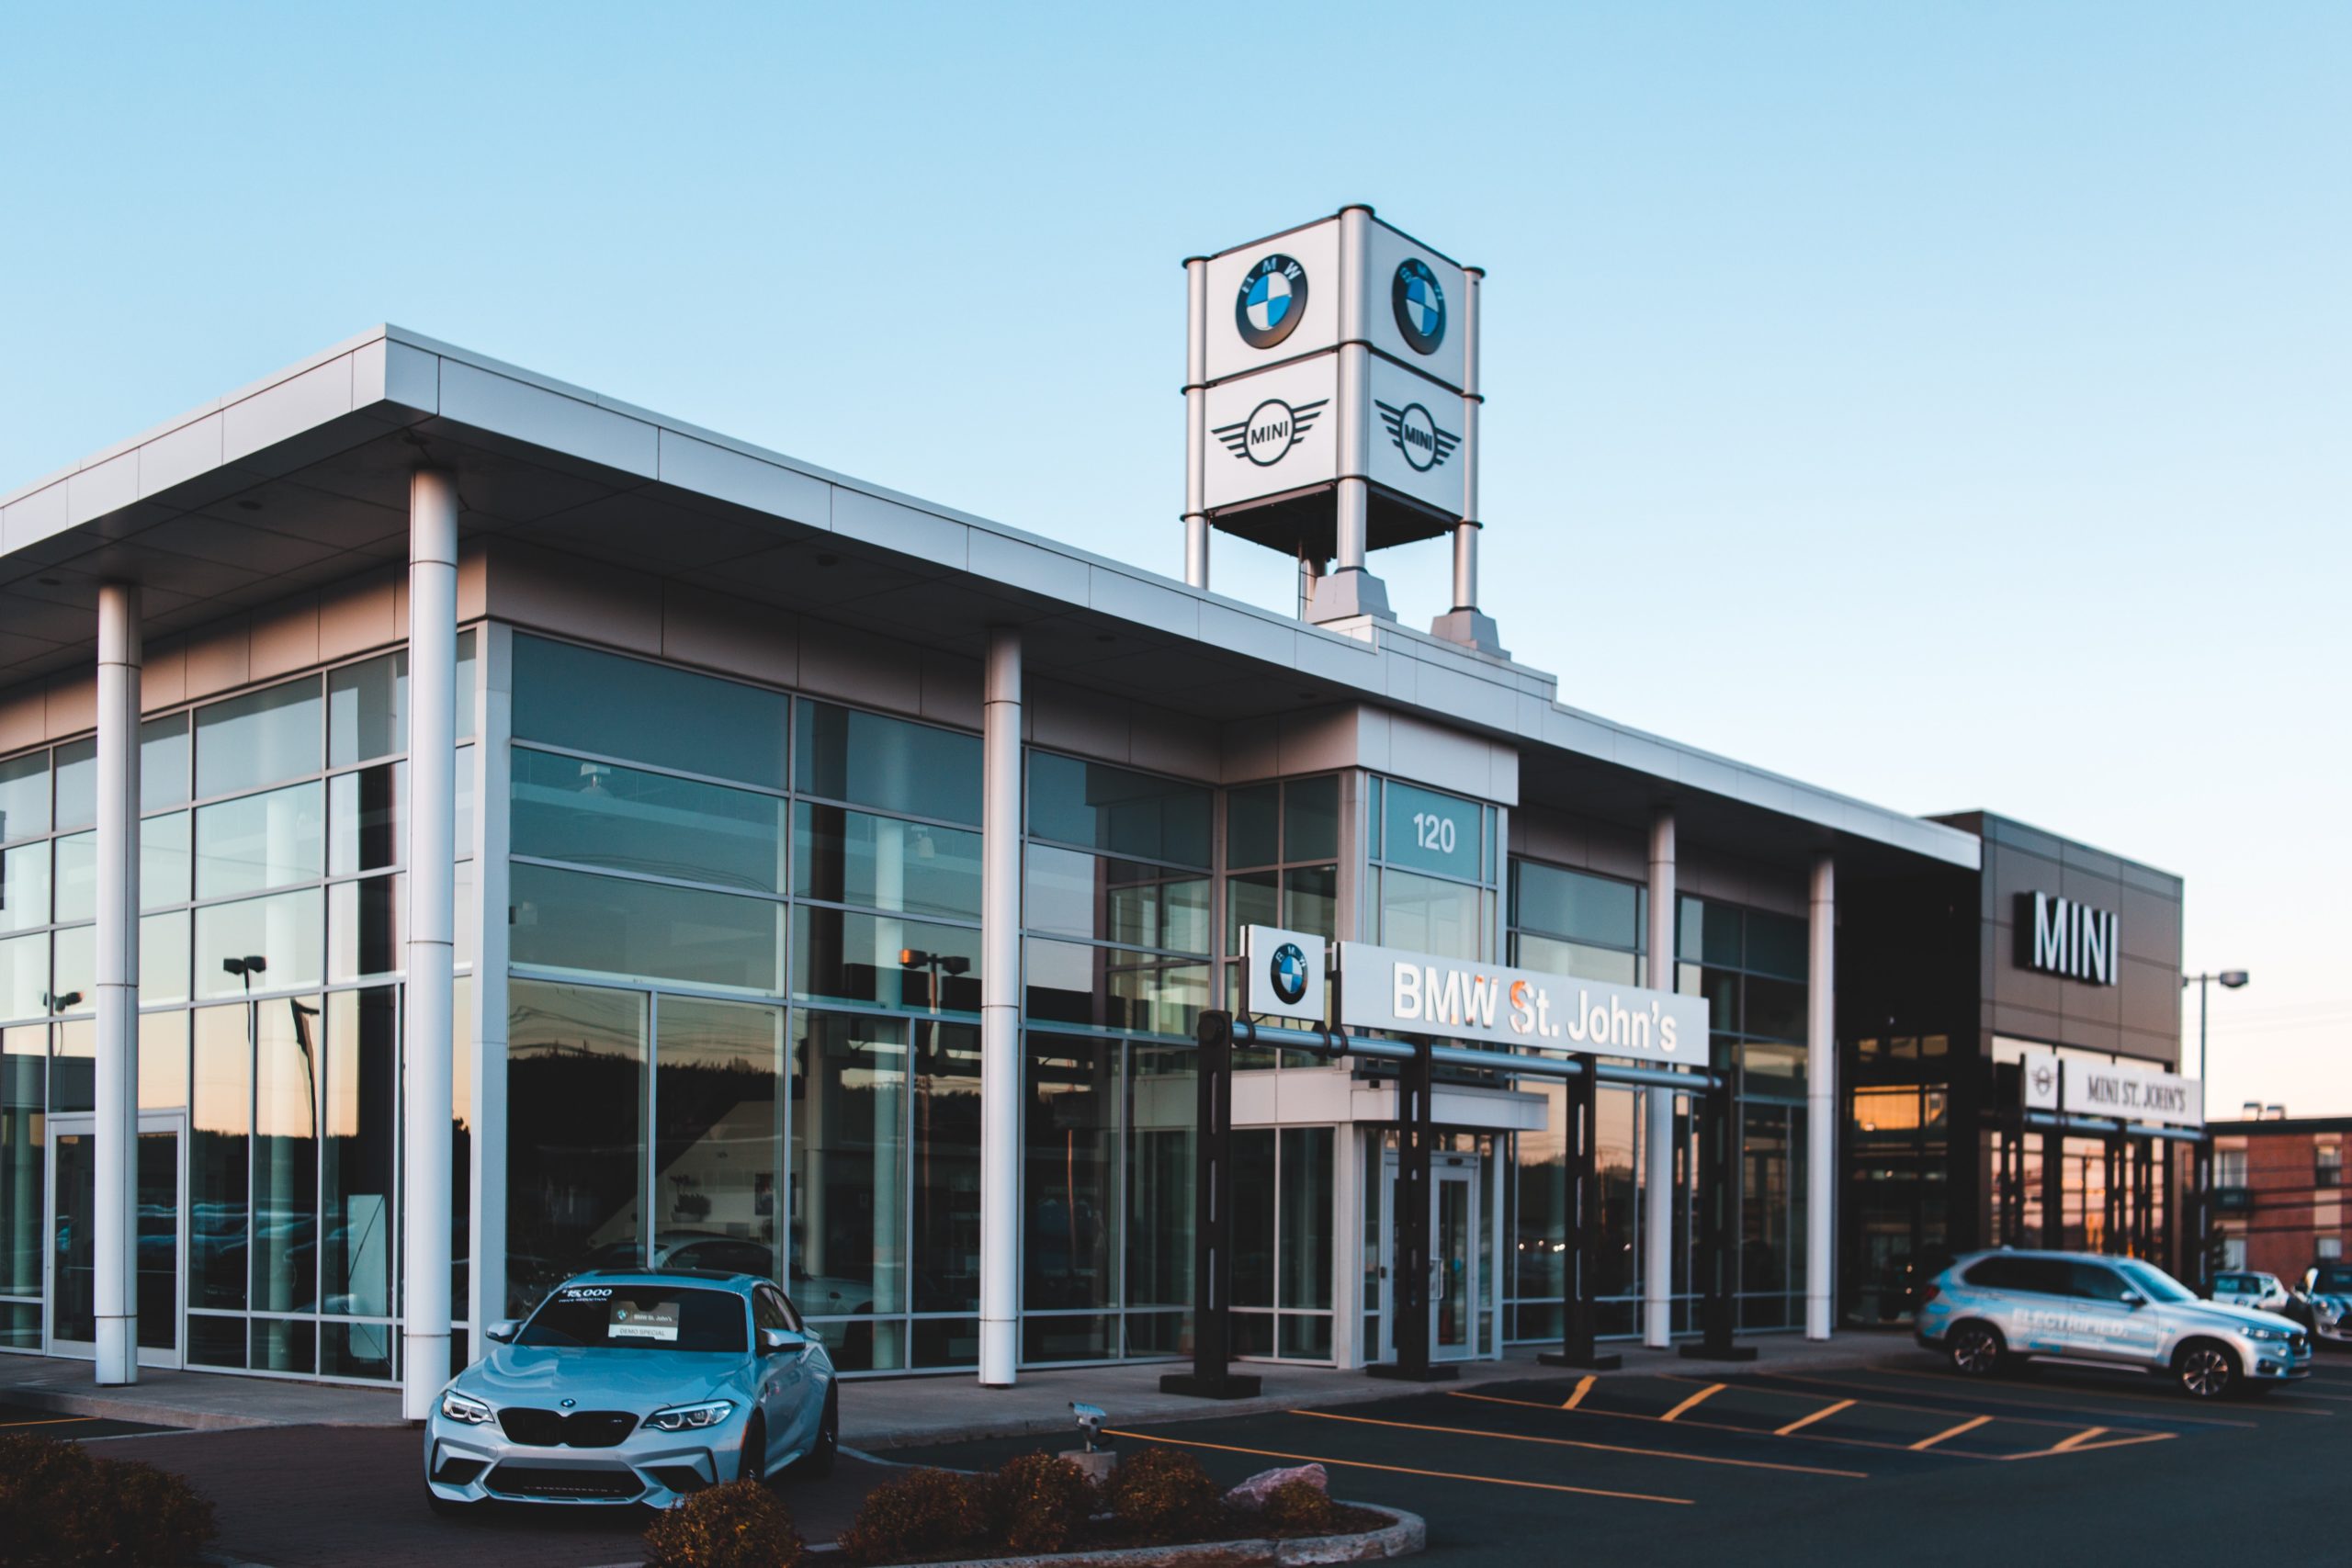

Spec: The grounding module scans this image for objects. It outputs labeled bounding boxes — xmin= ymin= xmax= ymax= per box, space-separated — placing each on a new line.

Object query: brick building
xmin=2210 ymin=1116 xmax=2350 ymax=1279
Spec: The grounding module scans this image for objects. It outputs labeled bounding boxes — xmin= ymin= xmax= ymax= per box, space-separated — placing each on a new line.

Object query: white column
xmin=92 ymin=582 xmax=141 ymax=1385
xmin=978 ymin=628 xmax=1023 ymax=1386
xmin=1643 ymin=808 xmax=1676 ymax=1349
xmin=402 ymin=469 xmax=458 ymax=1419
xmin=1806 ymin=852 xmax=1837 ymax=1340
xmin=1182 ymin=254 xmax=1211 ymax=590
xmin=1309 ymin=206 xmax=1391 ymax=625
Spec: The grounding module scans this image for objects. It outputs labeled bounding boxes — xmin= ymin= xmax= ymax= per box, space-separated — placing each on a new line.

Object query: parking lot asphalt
xmin=893 ymin=1348 xmax=2352 ymax=1567
xmin=0 ymin=1398 xmax=173 ymax=1440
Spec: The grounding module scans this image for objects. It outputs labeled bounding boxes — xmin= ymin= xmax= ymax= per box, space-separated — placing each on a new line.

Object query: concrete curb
xmin=843 ymin=1505 xmax=1425 ymax=1568
xmin=5 ymin=1386 xmax=278 ymax=1432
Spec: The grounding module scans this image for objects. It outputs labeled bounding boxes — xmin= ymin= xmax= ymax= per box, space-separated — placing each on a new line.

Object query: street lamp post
xmin=2183 ymin=969 xmax=2249 ymax=1292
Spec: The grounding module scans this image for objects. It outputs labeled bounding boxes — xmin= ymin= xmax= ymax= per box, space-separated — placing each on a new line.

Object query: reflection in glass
xmin=506 ymin=981 xmax=646 ymax=1313
xmin=54 ymin=831 xmax=96 ymax=923
xmin=328 ymin=766 xmax=400 ymax=877
xmin=1027 ymin=847 xmax=1208 ymax=954
xmin=328 ymin=876 xmax=401 ymax=982
xmin=1125 ymin=1043 xmax=1193 ymax=1314
xmin=797 ymin=803 xmax=980 ymax=919
xmin=1023 ymin=940 xmax=1204 ymax=1038
xmin=52 ymin=926 xmax=96 ymax=1016
xmin=50 ymin=1019 xmax=93 ymax=1111
xmin=515 ymin=749 xmax=784 ymax=892
xmin=1514 ymin=933 xmax=1635 ymax=986
xmin=141 ymin=712 xmax=190 ymax=812
xmin=1027 ymin=753 xmax=1209 ymax=867
xmin=913 ymin=1021 xmax=982 ymax=1314
xmin=1023 ymin=1038 xmax=1118 ymax=1316
xmin=797 ymin=908 xmax=978 ymax=1013
xmin=192 ymin=1004 xmax=251 ymax=1310
xmin=511 ymin=863 xmax=780 ymax=993
xmin=140 ymin=1009 xmax=187 ymax=1109
xmin=197 ymin=783 xmax=323 ymax=898
xmin=1226 ymin=784 xmax=1278 ymax=868
xmin=792 ymin=1013 xmax=907 ymax=1370
xmin=52 ymin=739 xmax=96 ymax=832
xmin=322 ymin=989 xmax=396 ymax=1327
xmin=0 ymin=752 xmax=51 ymax=843
xmin=795 ymin=701 xmax=979 ymax=825
xmin=1375 ymin=867 xmax=1486 ymax=960
xmin=142 ymin=812 xmax=191 ymax=909
xmin=654 ymin=997 xmax=783 ymax=1284
xmin=327 ymin=650 xmax=404 ymax=769
xmin=253 ymin=996 xmax=322 ymax=1315
xmin=195 ymin=890 xmax=322 ymax=1000
xmin=0 ymin=842 xmax=51 ymax=933
xmin=1283 ymin=775 xmax=1340 ymax=863
xmin=514 ymin=635 xmax=788 ymax=788
xmin=0 ymin=1025 xmax=44 ymax=1298
xmin=1283 ymin=865 xmax=1336 ymax=939
xmin=196 ymin=678 xmax=321 ymax=799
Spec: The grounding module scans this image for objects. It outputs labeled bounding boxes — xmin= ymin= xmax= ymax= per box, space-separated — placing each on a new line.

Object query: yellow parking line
xmin=1295 ymin=1408 xmax=1868 ymax=1479
xmin=1774 ymin=1398 xmax=1855 ymax=1437
xmin=2003 ymin=1430 xmax=2176 ymax=1461
xmin=1909 ymin=1415 xmax=1994 ymax=1451
xmin=1659 ymin=1383 xmax=1725 ymax=1423
xmin=0 ymin=1416 xmax=95 ymax=1429
xmin=1563 ymin=1374 xmax=1596 ymax=1410
xmin=1859 ymin=1361 xmax=2334 ymax=1419
xmin=1446 ymin=1389 xmax=2006 ymax=1461
xmin=1753 ymin=1369 xmax=2263 ymax=1430
xmin=1101 ymin=1429 xmax=1694 ymax=1506
xmin=2050 ymin=1426 xmax=2109 ymax=1452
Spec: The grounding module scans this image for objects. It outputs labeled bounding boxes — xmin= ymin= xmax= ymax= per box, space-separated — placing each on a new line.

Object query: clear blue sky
xmin=4 ymin=3 xmax=2346 ymax=1112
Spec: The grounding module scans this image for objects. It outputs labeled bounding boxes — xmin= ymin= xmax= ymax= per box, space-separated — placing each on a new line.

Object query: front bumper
xmin=2236 ymin=1337 xmax=2314 ymax=1382
xmin=423 ymin=1410 xmax=749 ymax=1507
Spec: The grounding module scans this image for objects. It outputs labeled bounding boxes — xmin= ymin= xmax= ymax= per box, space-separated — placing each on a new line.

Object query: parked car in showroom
xmin=2209 ymin=1269 xmax=2291 ymax=1313
xmin=1916 ymin=1249 xmax=2310 ymax=1399
xmin=423 ymin=1269 xmax=837 ymax=1512
xmin=2285 ymin=1261 xmax=2352 ymax=1347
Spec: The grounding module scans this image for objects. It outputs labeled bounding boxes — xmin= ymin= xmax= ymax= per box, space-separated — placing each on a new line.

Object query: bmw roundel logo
xmin=1269 ymin=941 xmax=1311 ymax=1007
xmin=1236 ymin=254 xmax=1309 ymax=350
xmin=560 ymin=1397 xmax=577 ymax=1409
xmin=1392 ymin=258 xmax=1446 ymax=354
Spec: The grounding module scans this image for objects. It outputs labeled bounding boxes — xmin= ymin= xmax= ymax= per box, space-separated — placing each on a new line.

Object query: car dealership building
xmin=0 ymin=214 xmax=2203 ymax=1410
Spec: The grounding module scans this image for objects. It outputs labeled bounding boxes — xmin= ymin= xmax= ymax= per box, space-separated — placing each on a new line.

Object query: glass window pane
xmin=1377 ymin=867 xmax=1487 ymax=960
xmin=1022 ymin=939 xmax=1204 ymax=1037
xmin=1023 ymin=844 xmax=1095 ymax=941
xmin=196 ymin=680 xmax=321 ymax=799
xmin=456 ymin=628 xmax=478 ymax=742
xmin=53 ymin=739 xmax=96 ymax=832
xmin=794 ymin=908 xmax=979 ymax=1012
xmin=1702 ymin=901 xmax=1744 ymax=967
xmin=511 ymin=863 xmax=781 ymax=994
xmin=1513 ymin=932 xmax=1636 ymax=986
xmin=1283 ymin=865 xmax=1336 ymax=939
xmin=506 ymin=981 xmax=646 ymax=1313
xmin=1023 ymin=1036 xmax=1118 ymax=1311
xmin=913 ymin=1021 xmax=983 ymax=1314
xmin=0 ymin=933 xmax=43 ymax=1021
xmin=1381 ymin=780 xmax=1480 ymax=882
xmin=253 ymin=994 xmax=322 ymax=1314
xmin=329 ymin=875 xmax=401 ymax=983
xmin=54 ymin=831 xmax=96 ymax=924
xmin=141 ymin=714 xmax=190 ymax=812
xmin=1125 ymin=1042 xmax=1193 ymax=1312
xmin=328 ymin=766 xmax=401 ymax=877
xmin=794 ymin=803 xmax=979 ymax=918
xmin=0 ymin=842 xmax=51 ymax=933
xmin=1226 ymin=784 xmax=1278 ymax=869
xmin=50 ymin=1018 xmax=93 ymax=1111
xmin=790 ymin=1012 xmax=908 ymax=1336
xmin=139 ymin=1009 xmax=187 ymax=1109
xmin=1283 ymin=775 xmax=1340 ymax=863
xmin=1746 ymin=911 xmax=1808 ymax=981
xmin=514 ymin=635 xmax=786 ymax=788
xmin=141 ymin=812 xmax=190 ymax=909
xmin=654 ymin=997 xmax=783 ymax=1283
xmin=1029 ymin=847 xmax=1208 ymax=954
xmin=196 ymin=782 xmax=323 ymax=898
xmin=1280 ymin=1127 xmax=1334 ymax=1311
xmin=1512 ymin=861 xmax=1638 ymax=950
xmin=515 ymin=749 xmax=784 ymax=893
xmin=192 ymin=1003 xmax=251 ymax=1310
xmin=1233 ymin=1130 xmax=1274 ymax=1306
xmin=453 ymin=974 xmax=473 ymax=1305
xmin=327 ymin=650 xmax=404 ymax=769
xmin=1745 ymin=976 xmax=1808 ymax=1042
xmin=140 ymin=909 xmax=190 ymax=1006
xmin=194 ymin=889 xmax=324 ymax=999
xmin=794 ymin=700 xmax=978 ymax=825
xmin=52 ymin=924 xmax=95 ymax=1011
xmin=1 ymin=1027 xmax=46 ymax=1299
xmin=1027 ymin=753 xmax=1209 ymax=867
xmin=1226 ymin=870 xmax=1276 ymax=951
xmin=0 ymin=753 xmax=50 ymax=843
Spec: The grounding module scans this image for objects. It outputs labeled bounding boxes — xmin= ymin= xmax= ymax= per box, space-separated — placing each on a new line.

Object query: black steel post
xmin=1160 ymin=1010 xmax=1261 ymax=1399
xmin=1683 ymin=1059 xmax=1756 ymax=1361
xmin=1369 ymin=1037 xmax=1453 ymax=1382
xmin=2103 ymin=1136 xmax=2124 ymax=1255
xmin=2190 ymin=1138 xmax=2214 ymax=1292
xmin=2041 ymin=1128 xmax=2066 ymax=1248
xmin=1542 ymin=1063 xmax=1622 ymax=1371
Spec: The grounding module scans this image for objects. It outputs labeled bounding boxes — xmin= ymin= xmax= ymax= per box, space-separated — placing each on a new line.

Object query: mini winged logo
xmin=1214 ymin=397 xmax=1326 ymax=468
xmin=1374 ymin=400 xmax=1460 ymax=474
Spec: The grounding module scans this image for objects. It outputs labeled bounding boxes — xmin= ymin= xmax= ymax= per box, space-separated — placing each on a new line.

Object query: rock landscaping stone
xmin=1224 ymin=1463 xmax=1329 ymax=1510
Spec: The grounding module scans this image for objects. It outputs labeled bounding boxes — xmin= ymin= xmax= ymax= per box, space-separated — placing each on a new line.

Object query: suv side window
xmin=1966 ymin=1258 xmax=2026 ymax=1292
xmin=2014 ymin=1258 xmax=2072 ymax=1296
xmin=2067 ymin=1262 xmax=2130 ymax=1301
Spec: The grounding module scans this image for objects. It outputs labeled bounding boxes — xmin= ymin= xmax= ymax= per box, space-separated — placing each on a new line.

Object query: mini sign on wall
xmin=2017 ymin=891 xmax=2119 ymax=987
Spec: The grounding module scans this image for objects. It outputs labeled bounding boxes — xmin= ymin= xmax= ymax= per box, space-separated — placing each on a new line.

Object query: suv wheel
xmin=1949 ymin=1322 xmax=2005 ymax=1378
xmin=2176 ymin=1340 xmax=2237 ymax=1400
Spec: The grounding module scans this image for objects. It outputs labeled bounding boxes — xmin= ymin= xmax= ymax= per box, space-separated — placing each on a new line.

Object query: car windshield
xmin=2114 ymin=1260 xmax=2196 ymax=1304
xmin=2213 ymin=1273 xmax=2253 ymax=1292
xmin=2316 ymin=1266 xmax=2352 ymax=1293
xmin=519 ymin=1283 xmax=747 ymax=1352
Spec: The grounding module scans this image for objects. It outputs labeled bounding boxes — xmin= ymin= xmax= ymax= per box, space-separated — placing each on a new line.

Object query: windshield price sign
xmin=609 ymin=1301 xmax=682 ymax=1343
xmin=1340 ymin=942 xmax=1707 ymax=1066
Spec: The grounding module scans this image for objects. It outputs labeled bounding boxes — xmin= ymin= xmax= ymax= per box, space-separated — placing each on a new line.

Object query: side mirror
xmin=2120 ymin=1292 xmax=2145 ymax=1310
xmin=760 ymin=1327 xmax=814 ymax=1356
xmin=484 ymin=1319 xmax=521 ymax=1344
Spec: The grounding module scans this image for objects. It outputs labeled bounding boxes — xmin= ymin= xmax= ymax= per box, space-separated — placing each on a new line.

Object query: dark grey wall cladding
xmin=1975 ymin=818 xmax=2183 ymax=1066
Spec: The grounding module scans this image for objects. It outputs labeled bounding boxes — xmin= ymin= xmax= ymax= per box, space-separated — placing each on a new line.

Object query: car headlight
xmin=643 ymin=1400 xmax=735 ymax=1433
xmin=2247 ymin=1326 xmax=2290 ymax=1342
xmin=439 ymin=1390 xmax=495 ymax=1425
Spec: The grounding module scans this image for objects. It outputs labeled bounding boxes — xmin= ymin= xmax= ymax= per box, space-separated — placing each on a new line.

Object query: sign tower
xmin=1182 ymin=206 xmax=1502 ymax=655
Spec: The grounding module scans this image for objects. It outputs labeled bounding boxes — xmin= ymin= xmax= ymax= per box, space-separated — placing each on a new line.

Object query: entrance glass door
xmin=1377 ymin=1151 xmax=1483 ymax=1363
xmin=47 ymin=1114 xmax=184 ymax=1367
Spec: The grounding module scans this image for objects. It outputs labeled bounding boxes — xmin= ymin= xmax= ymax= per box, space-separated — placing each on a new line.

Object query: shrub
xmin=0 ymin=1430 xmax=217 ymax=1566
xmin=838 ymin=1467 xmax=986 ymax=1565
xmin=642 ymin=1479 xmax=804 ymax=1568
xmin=1102 ymin=1446 xmax=1221 ymax=1540
xmin=1255 ymin=1478 xmax=1341 ymax=1537
xmin=983 ymin=1452 xmax=1096 ymax=1556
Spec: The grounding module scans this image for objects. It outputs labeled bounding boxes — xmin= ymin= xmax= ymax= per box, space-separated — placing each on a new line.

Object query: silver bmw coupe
xmin=424 ymin=1269 xmax=838 ymax=1511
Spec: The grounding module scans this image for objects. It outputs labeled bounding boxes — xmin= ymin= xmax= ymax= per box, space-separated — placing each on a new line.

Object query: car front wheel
xmin=2176 ymin=1340 xmax=2237 ymax=1400
xmin=1949 ymin=1322 xmax=2005 ymax=1378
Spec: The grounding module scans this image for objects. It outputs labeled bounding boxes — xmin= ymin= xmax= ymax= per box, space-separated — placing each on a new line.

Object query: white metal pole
xmin=93 ymin=582 xmax=141 ymax=1385
xmin=1806 ymin=852 xmax=1836 ymax=1340
xmin=402 ymin=469 xmax=458 ymax=1420
xmin=978 ymin=627 xmax=1023 ymax=1386
xmin=1182 ymin=255 xmax=1211 ymax=590
xmin=1644 ymin=808 xmax=1676 ymax=1349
